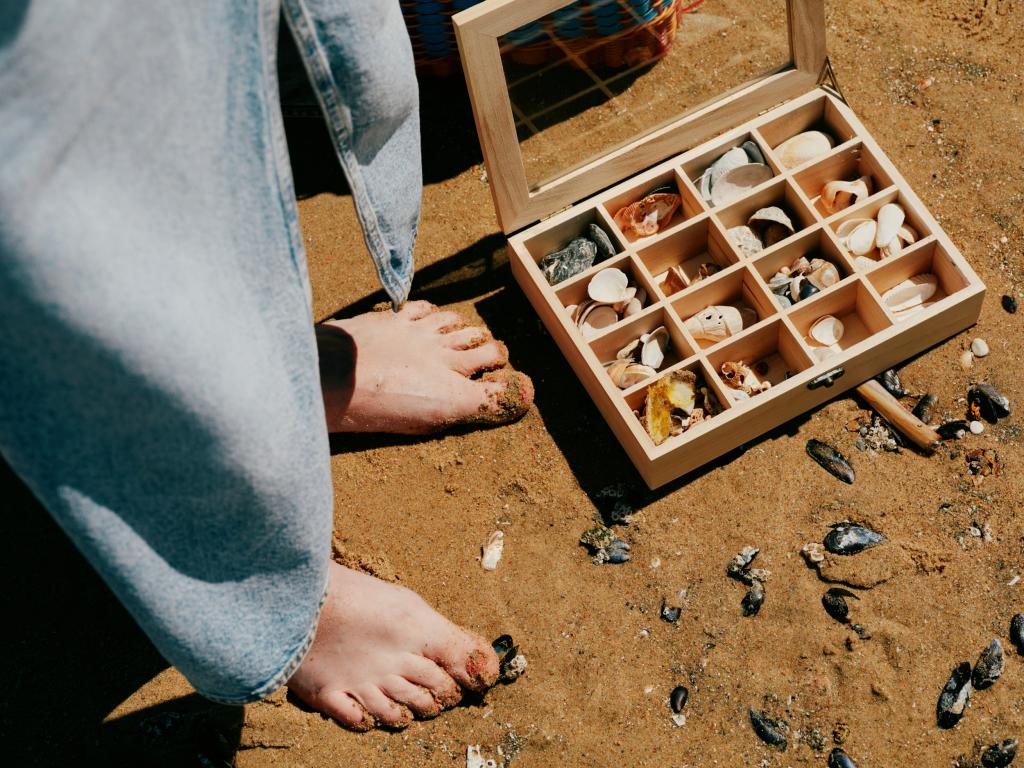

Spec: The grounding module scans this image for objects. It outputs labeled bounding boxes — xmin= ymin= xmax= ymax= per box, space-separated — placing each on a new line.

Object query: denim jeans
xmin=0 ymin=0 xmax=419 ymax=703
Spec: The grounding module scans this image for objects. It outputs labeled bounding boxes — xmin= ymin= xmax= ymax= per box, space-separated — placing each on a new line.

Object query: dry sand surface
xmin=5 ymin=1 xmax=1024 ymax=766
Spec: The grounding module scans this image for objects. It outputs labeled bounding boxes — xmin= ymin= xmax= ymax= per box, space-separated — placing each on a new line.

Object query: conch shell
xmin=614 ymin=193 xmax=680 ymax=238
xmin=643 ymin=370 xmax=697 ymax=445
xmin=684 ymin=305 xmax=756 ymax=343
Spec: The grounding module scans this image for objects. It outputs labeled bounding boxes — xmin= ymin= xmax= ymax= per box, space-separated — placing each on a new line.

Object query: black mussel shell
xmin=822 ymin=587 xmax=859 ymax=623
xmin=806 ymin=440 xmax=855 ymax=484
xmin=606 ymin=538 xmax=631 ymax=564
xmin=742 ymin=581 xmax=765 ymax=617
xmin=982 ymin=738 xmax=1019 ymax=768
xmin=539 ymin=237 xmax=597 ymax=285
xmin=798 ymin=280 xmax=820 ymax=301
xmin=1011 ymin=613 xmax=1024 ymax=653
xmin=912 ymin=393 xmax=937 ymax=424
xmin=749 ymin=708 xmax=787 ymax=750
xmin=587 ymin=223 xmax=616 ymax=261
xmin=969 ymin=383 xmax=1011 ymax=423
xmin=1002 ymin=294 xmax=1018 ymax=314
xmin=972 ymin=638 xmax=1004 ymax=690
xmin=936 ymin=661 xmax=972 ymax=729
xmin=937 ymin=420 xmax=970 ymax=440
xmin=824 ymin=523 xmax=885 ymax=555
xmin=876 ymin=368 xmax=908 ymax=398
xmin=741 ymin=139 xmax=767 ymax=166
xmin=670 ymin=685 xmax=689 ymax=714
xmin=828 ymin=747 xmax=859 ymax=768
xmin=492 ymin=634 xmax=516 ymax=662
xmin=661 ymin=603 xmax=682 ymax=623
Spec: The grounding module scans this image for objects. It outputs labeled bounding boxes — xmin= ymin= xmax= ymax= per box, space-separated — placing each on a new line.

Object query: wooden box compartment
xmin=455 ymin=3 xmax=985 ymax=488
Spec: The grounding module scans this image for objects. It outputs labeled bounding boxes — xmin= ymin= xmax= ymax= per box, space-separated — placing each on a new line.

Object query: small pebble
xmin=1002 ymin=294 xmax=1017 ymax=313
xmin=670 ymin=713 xmax=687 ymax=727
xmin=970 ymin=420 xmax=984 ymax=434
xmin=971 ymin=338 xmax=990 ymax=357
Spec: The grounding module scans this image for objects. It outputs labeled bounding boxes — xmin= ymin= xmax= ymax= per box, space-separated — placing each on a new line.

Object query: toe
xmin=443 ymin=370 xmax=534 ymax=430
xmin=398 ymin=300 xmax=436 ymax=320
xmin=446 ymin=340 xmax=508 ymax=376
xmin=425 ymin=630 xmax=501 ymax=694
xmin=400 ymin=653 xmax=463 ymax=709
xmin=416 ymin=310 xmax=464 ymax=333
xmin=317 ymin=689 xmax=376 ymax=732
xmin=379 ymin=675 xmax=442 ymax=719
xmin=350 ymin=685 xmax=414 ymax=730
xmin=441 ymin=326 xmax=492 ymax=350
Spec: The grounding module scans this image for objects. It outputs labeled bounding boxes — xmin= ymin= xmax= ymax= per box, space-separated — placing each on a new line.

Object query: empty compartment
xmin=715 ymin=178 xmax=817 ymax=258
xmin=681 ymin=131 xmax=776 ymax=209
xmin=829 ymin=188 xmax=934 ymax=273
xmin=868 ymin=241 xmax=970 ymax=323
xmin=707 ymin=320 xmax=813 ymax=404
xmin=601 ymin=168 xmax=701 ymax=243
xmin=671 ymin=266 xmax=776 ymax=350
xmin=520 ymin=206 xmax=624 ymax=286
xmin=635 ymin=217 xmax=741 ymax=299
xmin=589 ymin=308 xmax=693 ymax=390
xmin=751 ymin=228 xmax=853 ymax=310
xmin=793 ymin=142 xmax=897 ymax=217
xmin=789 ymin=279 xmax=893 ymax=362
xmin=557 ymin=254 xmax=660 ymax=341
xmin=758 ymin=95 xmax=858 ymax=171
xmin=623 ymin=359 xmax=729 ymax=447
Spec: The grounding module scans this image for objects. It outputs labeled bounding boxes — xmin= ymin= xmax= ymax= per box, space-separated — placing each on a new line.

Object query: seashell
xmin=617 ymin=337 xmax=641 ymax=360
xmin=588 ymin=267 xmax=630 ymax=303
xmin=662 ymin=264 xmax=687 ymax=295
xmin=854 ymin=255 xmax=879 ymax=272
xmin=821 ymin=176 xmax=872 ymax=214
xmin=795 ymin=276 xmax=820 ymax=302
xmin=806 ymin=440 xmax=855 ymax=484
xmin=968 ymin=383 xmax=1011 ymax=423
xmin=768 ymin=272 xmax=791 ymax=294
xmin=822 ymin=587 xmax=859 ymax=623
xmin=466 ymin=745 xmax=494 ymax=768
xmin=972 ymin=639 xmax=1004 ymax=690
xmin=879 ymin=236 xmax=903 ymax=260
xmin=875 ymin=203 xmax=906 ymax=249
xmin=660 ymin=602 xmax=682 ymax=623
xmin=612 ymin=286 xmax=638 ymax=314
xmin=911 ymin=393 xmax=937 ymax=423
xmin=711 ymin=163 xmax=773 ymax=207
xmin=643 ymin=370 xmax=698 ymax=445
xmin=774 ymin=130 xmax=834 ymax=169
xmin=720 ymin=360 xmax=770 ymax=396
xmin=728 ymin=225 xmax=764 ymax=258
xmin=608 ymin=360 xmax=657 ymax=389
xmin=808 ymin=315 xmax=845 ymax=346
xmin=801 ymin=542 xmax=826 ymax=564
xmin=981 ymin=739 xmax=1018 ymax=768
xmin=937 ymin=419 xmax=969 ymax=440
xmin=882 ymin=273 xmax=938 ymax=313
xmin=623 ymin=287 xmax=646 ymax=317
xmin=808 ymin=261 xmax=840 ymax=289
xmin=776 ymin=293 xmax=792 ymax=309
xmin=684 ymin=305 xmax=752 ymax=343
xmin=1010 ymin=613 xmax=1024 ymax=654
xmin=640 ymin=326 xmax=670 ymax=369
xmin=899 ymin=224 xmax=918 ymax=244
xmin=824 ymin=522 xmax=884 ymax=554
xmin=748 ymin=206 xmax=795 ymax=247
xmin=670 ymin=685 xmax=689 ymax=713
xmin=844 ymin=220 xmax=877 ymax=256
xmin=700 ymin=146 xmax=749 ymax=202
xmin=614 ymin=193 xmax=680 ymax=238
xmin=578 ymin=303 xmax=618 ymax=341
xmin=749 ymin=708 xmax=787 ymax=750
xmin=741 ymin=139 xmax=767 ymax=166
xmin=696 ymin=262 xmax=721 ymax=281
xmin=875 ymin=368 xmax=908 ymax=398
xmin=481 ymin=531 xmax=504 ymax=570
xmin=828 ymin=748 xmax=859 ymax=768
xmin=742 ymin=580 xmax=765 ymax=616
xmin=936 ymin=661 xmax=972 ymax=729
xmin=540 ymin=237 xmax=597 ymax=285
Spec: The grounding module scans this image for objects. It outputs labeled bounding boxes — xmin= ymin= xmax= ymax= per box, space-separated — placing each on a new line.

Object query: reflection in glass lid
xmin=499 ymin=0 xmax=790 ymax=191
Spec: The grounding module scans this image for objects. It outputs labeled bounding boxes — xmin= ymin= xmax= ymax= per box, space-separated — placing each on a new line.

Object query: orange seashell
xmin=614 ymin=193 xmax=680 ymax=238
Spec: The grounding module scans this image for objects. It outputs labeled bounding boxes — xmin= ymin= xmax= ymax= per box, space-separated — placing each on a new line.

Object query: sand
xmin=5 ymin=1 xmax=1023 ymax=766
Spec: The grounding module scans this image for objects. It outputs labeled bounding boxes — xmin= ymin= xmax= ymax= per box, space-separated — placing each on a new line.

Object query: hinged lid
xmin=454 ymin=0 xmax=826 ymax=233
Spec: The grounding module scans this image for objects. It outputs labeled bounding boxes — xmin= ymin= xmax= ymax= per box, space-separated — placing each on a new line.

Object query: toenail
xmin=465 ymin=649 xmax=499 ymax=689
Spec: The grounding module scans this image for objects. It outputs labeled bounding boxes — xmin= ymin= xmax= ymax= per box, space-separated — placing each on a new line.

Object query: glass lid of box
xmin=500 ymin=0 xmax=790 ymax=192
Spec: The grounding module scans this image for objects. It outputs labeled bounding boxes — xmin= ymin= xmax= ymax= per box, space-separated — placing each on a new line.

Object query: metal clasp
xmin=808 ymin=367 xmax=845 ymax=389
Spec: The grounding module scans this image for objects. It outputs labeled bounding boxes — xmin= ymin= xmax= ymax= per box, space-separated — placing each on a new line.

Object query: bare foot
xmin=287 ymin=562 xmax=499 ymax=730
xmin=317 ymin=300 xmax=533 ymax=434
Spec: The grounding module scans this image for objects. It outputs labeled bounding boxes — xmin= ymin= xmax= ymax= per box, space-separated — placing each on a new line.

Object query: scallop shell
xmin=683 ymin=305 xmax=752 ymax=342
xmin=640 ymin=326 xmax=670 ymax=369
xmin=710 ymin=163 xmax=773 ymax=207
xmin=882 ymin=273 xmax=938 ymax=313
xmin=821 ymin=176 xmax=872 ymax=214
xmin=728 ymin=225 xmax=764 ymax=258
xmin=614 ymin=193 xmax=680 ymax=238
xmin=748 ymin=206 xmax=795 ymax=247
xmin=808 ymin=314 xmax=845 ymax=346
xmin=588 ymin=268 xmax=630 ymax=303
xmin=774 ymin=131 xmax=834 ymax=169
xmin=875 ymin=203 xmax=906 ymax=249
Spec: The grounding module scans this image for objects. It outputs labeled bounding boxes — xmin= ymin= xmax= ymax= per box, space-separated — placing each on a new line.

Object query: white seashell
xmin=882 ymin=273 xmax=938 ymax=313
xmin=616 ymin=338 xmax=641 ymax=360
xmin=588 ymin=267 xmax=630 ymax=303
xmin=565 ymin=303 xmax=577 ymax=317
xmin=622 ymin=297 xmax=644 ymax=317
xmin=879 ymin=236 xmax=903 ymax=260
xmin=844 ymin=220 xmax=877 ymax=256
xmin=579 ymin=304 xmax=618 ymax=340
xmin=835 ymin=218 xmax=871 ymax=238
xmin=875 ymin=203 xmax=906 ymax=249
xmin=748 ymin=206 xmax=795 ymax=247
xmin=684 ymin=305 xmax=754 ymax=342
xmin=466 ymin=745 xmax=496 ymax=768
xmin=774 ymin=131 xmax=834 ymax=169
xmin=959 ymin=348 xmax=974 ymax=369
xmin=971 ymin=338 xmax=989 ymax=357
xmin=701 ymin=146 xmax=748 ymax=202
xmin=899 ymin=224 xmax=918 ymax=244
xmin=607 ymin=359 xmax=657 ymax=388
xmin=808 ymin=314 xmax=845 ymax=346
xmin=612 ymin=286 xmax=638 ymax=313
xmin=970 ymin=420 xmax=985 ymax=434
xmin=710 ymin=163 xmax=773 ymax=207
xmin=728 ymin=225 xmax=764 ymax=258
xmin=821 ymin=176 xmax=872 ymax=214
xmin=808 ymin=262 xmax=840 ymax=290
xmin=481 ymin=531 xmax=504 ymax=570
xmin=640 ymin=326 xmax=670 ymax=369
xmin=854 ymin=255 xmax=879 ymax=272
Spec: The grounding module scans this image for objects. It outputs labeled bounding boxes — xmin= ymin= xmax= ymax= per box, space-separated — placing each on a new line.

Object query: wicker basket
xmin=403 ymin=0 xmax=691 ymax=77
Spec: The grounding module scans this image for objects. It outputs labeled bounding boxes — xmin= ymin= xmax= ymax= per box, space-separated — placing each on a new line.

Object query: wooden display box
xmin=454 ymin=0 xmax=984 ymax=488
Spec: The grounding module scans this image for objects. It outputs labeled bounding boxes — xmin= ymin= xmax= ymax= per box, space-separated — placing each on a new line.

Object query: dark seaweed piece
xmin=981 ymin=738 xmax=1018 ymax=768
xmin=937 ymin=420 xmax=970 ymax=440
xmin=539 ymin=237 xmax=597 ymax=285
xmin=824 ymin=523 xmax=885 ymax=555
xmin=936 ymin=662 xmax=972 ymax=729
xmin=806 ymin=440 xmax=855 ymax=484
xmin=876 ymin=368 xmax=908 ymax=398
xmin=828 ymin=748 xmax=859 ymax=768
xmin=586 ymin=223 xmax=616 ymax=261
xmin=670 ymin=685 xmax=689 ymax=714
xmin=969 ymin=383 xmax=1012 ymax=423
xmin=972 ymin=639 xmax=1004 ymax=690
xmin=1002 ymin=294 xmax=1018 ymax=314
xmin=742 ymin=581 xmax=765 ymax=617
xmin=1011 ymin=613 xmax=1024 ymax=654
xmin=822 ymin=587 xmax=859 ymax=623
xmin=912 ymin=393 xmax=938 ymax=424
xmin=749 ymin=708 xmax=787 ymax=750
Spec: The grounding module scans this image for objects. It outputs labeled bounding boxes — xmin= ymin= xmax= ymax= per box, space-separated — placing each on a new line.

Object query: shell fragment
xmin=808 ymin=314 xmax=845 ymax=346
xmin=882 ymin=273 xmax=938 ymax=313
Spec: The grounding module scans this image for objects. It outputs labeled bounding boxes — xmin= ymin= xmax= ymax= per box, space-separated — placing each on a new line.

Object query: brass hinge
xmin=817 ymin=56 xmax=849 ymax=105
xmin=541 ymin=203 xmax=574 ymax=222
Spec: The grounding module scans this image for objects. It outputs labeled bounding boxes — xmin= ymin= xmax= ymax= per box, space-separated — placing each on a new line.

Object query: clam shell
xmin=700 ymin=146 xmax=748 ymax=202
xmin=612 ymin=286 xmax=638 ymax=313
xmin=821 ymin=176 xmax=872 ymax=214
xmin=768 ymin=272 xmax=791 ymax=294
xmin=588 ymin=267 xmax=630 ymax=303
xmin=882 ymin=273 xmax=938 ymax=313
xmin=808 ymin=262 xmax=840 ymax=290
xmin=748 ymin=206 xmax=795 ymax=247
xmin=616 ymin=338 xmax=641 ymax=360
xmin=710 ymin=163 xmax=773 ymax=207
xmin=640 ymin=325 xmax=670 ymax=369
xmin=622 ymin=286 xmax=647 ymax=317
xmin=808 ymin=314 xmax=845 ymax=346
xmin=835 ymin=218 xmax=871 ymax=238
xmin=579 ymin=304 xmax=618 ymax=340
xmin=844 ymin=220 xmax=877 ymax=256
xmin=875 ymin=203 xmax=906 ymax=249
xmin=728 ymin=225 xmax=764 ymax=258
xmin=775 ymin=131 xmax=834 ymax=169
xmin=684 ymin=305 xmax=751 ymax=342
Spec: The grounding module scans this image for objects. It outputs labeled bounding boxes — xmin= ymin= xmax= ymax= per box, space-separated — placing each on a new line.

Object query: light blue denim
xmin=0 ymin=0 xmax=420 ymax=704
